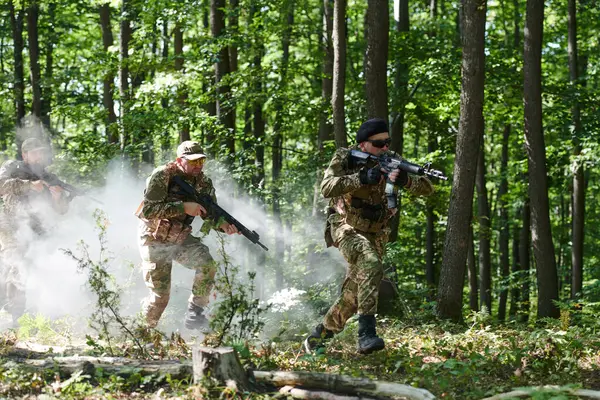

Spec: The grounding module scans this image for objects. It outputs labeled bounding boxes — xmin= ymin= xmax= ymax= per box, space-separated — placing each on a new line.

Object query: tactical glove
xmin=395 ymin=169 xmax=409 ymax=187
xmin=359 ymin=168 xmax=382 ymax=185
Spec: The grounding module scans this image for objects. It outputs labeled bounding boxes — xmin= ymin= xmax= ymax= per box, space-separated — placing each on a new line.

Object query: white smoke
xmin=2 ymin=121 xmax=346 ymax=341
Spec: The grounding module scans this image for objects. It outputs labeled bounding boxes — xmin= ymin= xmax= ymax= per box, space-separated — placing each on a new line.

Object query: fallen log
xmin=5 ymin=355 xmax=193 ymax=381
xmin=278 ymin=385 xmax=377 ymax=400
xmin=253 ymin=371 xmax=435 ymax=400
xmin=482 ymin=386 xmax=600 ymax=400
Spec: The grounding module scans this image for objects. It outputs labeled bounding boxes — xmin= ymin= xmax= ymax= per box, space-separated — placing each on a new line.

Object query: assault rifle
xmin=349 ymin=149 xmax=448 ymax=181
xmin=42 ymin=174 xmax=104 ymax=204
xmin=172 ymin=175 xmax=269 ymax=251
xmin=349 ymin=149 xmax=447 ymax=208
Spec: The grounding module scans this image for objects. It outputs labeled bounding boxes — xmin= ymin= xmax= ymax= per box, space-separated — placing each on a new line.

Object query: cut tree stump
xmin=254 ymin=371 xmax=435 ymax=400
xmin=192 ymin=346 xmax=253 ymax=392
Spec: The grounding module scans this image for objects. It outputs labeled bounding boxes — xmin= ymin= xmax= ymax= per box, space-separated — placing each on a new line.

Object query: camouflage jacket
xmin=321 ymin=145 xmax=434 ymax=237
xmin=137 ymin=161 xmax=217 ymax=244
xmin=0 ymin=160 xmax=68 ymax=219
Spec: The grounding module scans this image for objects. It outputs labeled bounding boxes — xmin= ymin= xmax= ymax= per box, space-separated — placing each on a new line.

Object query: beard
xmin=28 ymin=162 xmax=47 ymax=177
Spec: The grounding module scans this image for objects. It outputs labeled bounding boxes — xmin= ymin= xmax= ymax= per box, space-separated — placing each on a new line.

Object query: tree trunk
xmin=437 ymin=0 xmax=486 ymax=321
xmin=509 ymin=218 xmax=520 ymax=318
xmin=332 ymin=0 xmax=347 ymax=148
xmin=519 ymin=200 xmax=531 ymax=322
xmin=364 ymin=0 xmax=389 ymax=120
xmin=425 ymin=135 xmax=438 ymax=291
xmin=174 ymin=24 xmax=190 ymax=143
xmin=99 ymin=2 xmax=118 ymax=144
xmin=211 ymin=0 xmax=235 ymax=156
xmin=388 ymin=0 xmax=410 ymax=242
xmin=497 ymin=124 xmax=510 ymax=321
xmin=27 ymin=0 xmax=42 ymax=121
xmin=272 ymin=0 xmax=294 ymax=288
xmin=119 ymin=0 xmax=132 ymax=151
xmin=41 ymin=0 xmax=55 ymax=128
xmin=476 ymin=147 xmax=492 ymax=314
xmin=228 ymin=0 xmax=239 ymax=147
xmin=467 ymin=223 xmax=478 ymax=311
xmin=523 ymin=0 xmax=559 ymax=319
xmin=568 ymin=0 xmax=584 ymax=300
xmin=250 ymin=4 xmax=265 ymax=190
xmin=9 ymin=2 xmax=25 ymax=140
xmin=318 ymin=0 xmax=334 ymax=148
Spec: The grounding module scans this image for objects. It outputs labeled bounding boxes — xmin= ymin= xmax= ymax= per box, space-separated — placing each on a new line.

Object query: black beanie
xmin=356 ymin=118 xmax=389 ymax=143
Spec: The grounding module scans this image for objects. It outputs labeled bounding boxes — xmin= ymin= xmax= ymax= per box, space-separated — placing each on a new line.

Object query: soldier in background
xmin=136 ymin=141 xmax=238 ymax=330
xmin=0 ymin=138 xmax=71 ymax=325
xmin=304 ymin=118 xmax=435 ymax=355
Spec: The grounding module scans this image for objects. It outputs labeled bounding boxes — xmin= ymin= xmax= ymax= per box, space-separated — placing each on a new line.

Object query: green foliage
xmin=209 ymin=234 xmax=270 ymax=346
xmin=62 ymin=210 xmax=148 ymax=357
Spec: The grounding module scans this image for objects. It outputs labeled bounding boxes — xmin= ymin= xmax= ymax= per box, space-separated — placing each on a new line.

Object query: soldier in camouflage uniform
xmin=304 ymin=118 xmax=434 ymax=354
xmin=137 ymin=141 xmax=239 ymax=330
xmin=0 ymin=138 xmax=71 ymax=325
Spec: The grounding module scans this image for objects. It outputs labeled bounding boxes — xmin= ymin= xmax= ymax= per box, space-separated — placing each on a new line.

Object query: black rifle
xmin=349 ymin=149 xmax=448 ymax=181
xmin=42 ymin=174 xmax=104 ymax=204
xmin=349 ymin=149 xmax=447 ymax=208
xmin=172 ymin=175 xmax=269 ymax=251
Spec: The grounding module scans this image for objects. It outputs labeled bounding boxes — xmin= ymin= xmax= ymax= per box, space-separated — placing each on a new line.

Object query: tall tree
xmin=389 ymin=0 xmax=410 ymax=242
xmin=318 ymin=0 xmax=334 ymax=149
xmin=272 ymin=0 xmax=294 ymax=287
xmin=250 ymin=3 xmax=265 ymax=189
xmin=119 ymin=0 xmax=132 ymax=151
xmin=99 ymin=2 xmax=118 ymax=144
xmin=9 ymin=1 xmax=25 ymax=133
xmin=523 ymin=0 xmax=559 ymax=318
xmin=437 ymin=0 xmax=487 ymax=321
xmin=467 ymin=223 xmax=478 ymax=311
xmin=27 ymin=0 xmax=42 ymax=121
xmin=41 ymin=0 xmax=55 ymax=128
xmin=174 ymin=23 xmax=190 ymax=142
xmin=364 ymin=0 xmax=389 ymax=120
xmin=497 ymin=125 xmax=510 ymax=320
xmin=331 ymin=0 xmax=347 ymax=148
xmin=476 ymin=146 xmax=492 ymax=313
xmin=211 ymin=0 xmax=234 ymax=155
xmin=569 ymin=0 xmax=584 ymax=299
xmin=390 ymin=0 xmax=409 ymax=155
xmin=519 ymin=200 xmax=531 ymax=322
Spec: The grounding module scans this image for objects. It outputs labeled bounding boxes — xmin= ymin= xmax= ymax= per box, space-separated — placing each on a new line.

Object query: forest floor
xmin=1 ymin=311 xmax=600 ymax=399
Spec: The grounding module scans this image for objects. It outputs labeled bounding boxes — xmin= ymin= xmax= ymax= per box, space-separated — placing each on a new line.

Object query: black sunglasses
xmin=367 ymin=138 xmax=391 ymax=148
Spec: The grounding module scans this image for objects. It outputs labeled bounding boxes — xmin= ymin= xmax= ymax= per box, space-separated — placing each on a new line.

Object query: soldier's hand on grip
xmin=388 ymin=169 xmax=409 ymax=187
xmin=183 ymin=201 xmax=207 ymax=217
xmin=31 ymin=180 xmax=46 ymax=192
xmin=359 ymin=167 xmax=383 ymax=185
xmin=220 ymin=222 xmax=240 ymax=235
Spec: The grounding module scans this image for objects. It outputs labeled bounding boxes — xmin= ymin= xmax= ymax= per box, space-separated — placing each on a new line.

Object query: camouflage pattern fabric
xmin=0 ymin=160 xmax=68 ymax=320
xmin=137 ymin=161 xmax=219 ymax=327
xmin=139 ymin=233 xmax=217 ymax=327
xmin=320 ymin=145 xmax=433 ymax=333
xmin=322 ymin=213 xmax=387 ymax=332
xmin=138 ymin=161 xmax=217 ymax=244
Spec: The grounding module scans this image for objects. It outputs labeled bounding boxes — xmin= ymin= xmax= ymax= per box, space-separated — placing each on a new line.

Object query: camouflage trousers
xmin=323 ymin=216 xmax=387 ymax=333
xmin=139 ymin=234 xmax=217 ymax=328
xmin=0 ymin=226 xmax=27 ymax=322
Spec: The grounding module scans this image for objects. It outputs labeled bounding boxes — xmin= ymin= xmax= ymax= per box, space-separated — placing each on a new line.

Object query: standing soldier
xmin=0 ymin=138 xmax=71 ymax=325
xmin=304 ymin=118 xmax=435 ymax=354
xmin=136 ymin=140 xmax=238 ymax=330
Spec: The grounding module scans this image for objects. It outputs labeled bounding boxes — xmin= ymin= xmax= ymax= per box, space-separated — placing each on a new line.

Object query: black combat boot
xmin=357 ymin=315 xmax=385 ymax=354
xmin=303 ymin=323 xmax=334 ymax=353
xmin=184 ymin=302 xmax=209 ymax=330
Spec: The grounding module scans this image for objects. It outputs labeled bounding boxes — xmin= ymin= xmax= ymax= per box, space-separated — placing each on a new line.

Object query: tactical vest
xmin=336 ymin=146 xmax=390 ymax=234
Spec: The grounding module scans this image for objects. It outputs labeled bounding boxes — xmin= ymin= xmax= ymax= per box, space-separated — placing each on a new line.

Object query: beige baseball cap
xmin=176 ymin=141 xmax=207 ymax=160
xmin=21 ymin=137 xmax=50 ymax=153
